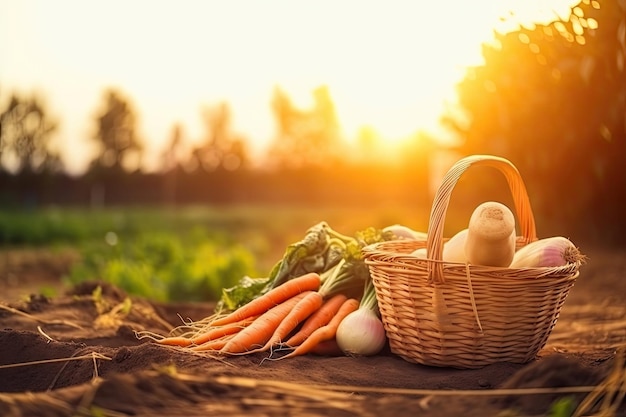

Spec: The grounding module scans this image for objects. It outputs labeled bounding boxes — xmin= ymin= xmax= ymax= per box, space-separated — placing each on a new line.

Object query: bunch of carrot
xmin=142 ymin=223 xmax=401 ymax=359
xmin=155 ymin=272 xmax=360 ymax=359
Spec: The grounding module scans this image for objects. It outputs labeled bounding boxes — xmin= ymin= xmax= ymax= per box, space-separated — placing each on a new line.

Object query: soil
xmin=0 ymin=245 xmax=625 ymax=416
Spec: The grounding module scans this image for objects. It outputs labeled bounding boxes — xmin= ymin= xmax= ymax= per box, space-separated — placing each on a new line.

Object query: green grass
xmin=64 ymin=228 xmax=259 ymax=302
xmin=0 ymin=203 xmax=441 ymax=302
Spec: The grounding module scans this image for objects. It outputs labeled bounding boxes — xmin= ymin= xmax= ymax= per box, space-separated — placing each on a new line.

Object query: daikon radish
xmin=465 ymin=201 xmax=516 ymax=267
xmin=410 ymin=229 xmax=468 ymax=262
xmin=510 ymin=236 xmax=585 ymax=268
xmin=442 ymin=228 xmax=468 ymax=263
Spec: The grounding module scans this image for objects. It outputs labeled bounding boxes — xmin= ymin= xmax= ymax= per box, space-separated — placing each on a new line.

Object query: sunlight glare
xmin=0 ymin=0 xmax=579 ymax=172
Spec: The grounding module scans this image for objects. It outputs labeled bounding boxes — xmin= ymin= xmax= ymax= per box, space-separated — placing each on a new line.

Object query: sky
xmin=0 ymin=0 xmax=577 ymax=174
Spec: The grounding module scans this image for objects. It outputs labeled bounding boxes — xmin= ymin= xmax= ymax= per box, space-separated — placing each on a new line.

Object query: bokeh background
xmin=1 ymin=0 xmax=624 ymax=301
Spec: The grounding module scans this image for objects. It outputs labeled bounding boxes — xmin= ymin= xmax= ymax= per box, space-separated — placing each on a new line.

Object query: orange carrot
xmin=310 ymin=338 xmax=344 ymax=356
xmin=156 ymin=336 xmax=195 ymax=347
xmin=220 ymin=292 xmax=309 ymax=354
xmin=210 ymin=272 xmax=321 ymax=327
xmin=284 ymin=293 xmax=347 ymax=347
xmin=252 ymin=291 xmax=325 ymax=352
xmin=191 ymin=334 xmax=235 ymax=352
xmin=156 ymin=314 xmax=259 ymax=347
xmin=277 ymin=298 xmax=359 ymax=360
xmin=190 ymin=315 xmax=259 ymax=345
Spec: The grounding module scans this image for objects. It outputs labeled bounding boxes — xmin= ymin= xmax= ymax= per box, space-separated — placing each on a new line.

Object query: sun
xmin=271 ymin=0 xmax=580 ymax=148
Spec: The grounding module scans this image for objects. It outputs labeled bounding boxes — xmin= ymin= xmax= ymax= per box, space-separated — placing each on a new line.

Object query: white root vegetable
xmin=410 ymin=229 xmax=468 ymax=261
xmin=383 ymin=224 xmax=428 ymax=241
xmin=336 ymin=280 xmax=387 ymax=356
xmin=442 ymin=228 xmax=468 ymax=263
xmin=410 ymin=247 xmax=427 ymax=258
xmin=510 ymin=236 xmax=585 ymax=268
xmin=336 ymin=308 xmax=387 ymax=356
xmin=465 ymin=201 xmax=516 ymax=267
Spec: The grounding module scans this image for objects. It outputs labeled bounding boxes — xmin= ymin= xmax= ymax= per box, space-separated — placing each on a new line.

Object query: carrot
xmin=156 ymin=336 xmax=195 ymax=347
xmin=190 ymin=315 xmax=259 ymax=345
xmin=156 ymin=314 xmax=259 ymax=347
xmin=220 ymin=291 xmax=309 ymax=354
xmin=210 ymin=272 xmax=321 ymax=327
xmin=191 ymin=334 xmax=235 ymax=352
xmin=252 ymin=291 xmax=325 ymax=353
xmin=284 ymin=293 xmax=347 ymax=347
xmin=310 ymin=338 xmax=344 ymax=356
xmin=276 ymin=298 xmax=359 ymax=360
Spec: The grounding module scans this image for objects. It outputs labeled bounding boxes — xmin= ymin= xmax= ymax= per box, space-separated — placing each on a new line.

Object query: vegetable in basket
xmin=442 ymin=228 xmax=469 ymax=263
xmin=465 ymin=201 xmax=516 ymax=267
xmin=411 ymin=229 xmax=469 ymax=262
xmin=509 ymin=236 xmax=586 ymax=268
xmin=410 ymin=200 xmax=515 ymax=266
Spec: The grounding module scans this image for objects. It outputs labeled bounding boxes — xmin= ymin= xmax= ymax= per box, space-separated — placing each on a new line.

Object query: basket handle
xmin=426 ymin=154 xmax=537 ymax=284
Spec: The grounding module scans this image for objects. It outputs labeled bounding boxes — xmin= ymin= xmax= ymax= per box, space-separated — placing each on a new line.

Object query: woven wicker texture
xmin=363 ymin=155 xmax=582 ymax=369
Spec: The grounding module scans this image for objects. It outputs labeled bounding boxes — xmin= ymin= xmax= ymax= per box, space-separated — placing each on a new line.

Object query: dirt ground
xmin=0 ymin=245 xmax=625 ymax=417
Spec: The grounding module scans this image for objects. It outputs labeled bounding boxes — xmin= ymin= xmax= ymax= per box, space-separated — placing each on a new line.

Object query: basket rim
xmin=362 ymin=238 xmax=583 ymax=277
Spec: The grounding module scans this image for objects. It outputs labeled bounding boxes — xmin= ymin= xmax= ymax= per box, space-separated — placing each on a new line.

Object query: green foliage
xmin=217 ymin=222 xmax=395 ymax=311
xmin=444 ymin=0 xmax=626 ymax=242
xmin=0 ymin=209 xmax=89 ymax=245
xmin=65 ymin=230 xmax=259 ymax=303
xmin=1 ymin=205 xmax=430 ymax=303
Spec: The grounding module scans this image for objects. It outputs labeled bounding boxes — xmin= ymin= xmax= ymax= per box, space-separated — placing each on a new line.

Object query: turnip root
xmin=509 ymin=236 xmax=585 ymax=268
xmin=336 ymin=279 xmax=387 ymax=356
xmin=465 ymin=201 xmax=516 ymax=267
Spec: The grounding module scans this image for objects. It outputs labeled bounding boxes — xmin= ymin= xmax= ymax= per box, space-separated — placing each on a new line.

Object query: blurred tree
xmin=0 ymin=92 xmax=62 ymax=174
xmin=353 ymin=126 xmax=382 ymax=165
xmin=161 ymin=123 xmax=185 ymax=205
xmin=161 ymin=123 xmax=184 ymax=173
xmin=443 ymin=0 xmax=626 ymax=241
xmin=90 ymin=89 xmax=143 ymax=172
xmin=189 ymin=102 xmax=250 ymax=172
xmin=267 ymin=85 xmax=344 ymax=168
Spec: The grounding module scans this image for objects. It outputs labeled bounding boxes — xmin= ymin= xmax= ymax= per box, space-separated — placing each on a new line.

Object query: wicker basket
xmin=362 ymin=154 xmax=582 ymax=369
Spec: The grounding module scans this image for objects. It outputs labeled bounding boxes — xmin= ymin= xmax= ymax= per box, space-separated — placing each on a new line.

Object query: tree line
xmin=0 ymin=84 xmax=433 ymax=208
xmin=0 ymin=84 xmax=412 ymax=176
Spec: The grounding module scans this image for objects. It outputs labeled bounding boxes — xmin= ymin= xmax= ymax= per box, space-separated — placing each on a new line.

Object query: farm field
xmin=0 ymin=205 xmax=625 ymax=416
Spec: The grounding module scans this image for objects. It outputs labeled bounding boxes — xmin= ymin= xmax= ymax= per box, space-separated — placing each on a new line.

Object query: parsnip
xmin=465 ymin=201 xmax=516 ymax=267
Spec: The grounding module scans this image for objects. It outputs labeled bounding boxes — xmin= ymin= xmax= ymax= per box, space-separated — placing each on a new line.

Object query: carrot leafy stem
xmin=216 ymin=222 xmax=394 ymax=312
